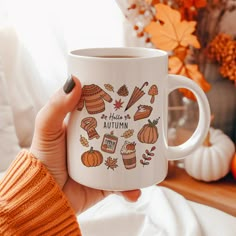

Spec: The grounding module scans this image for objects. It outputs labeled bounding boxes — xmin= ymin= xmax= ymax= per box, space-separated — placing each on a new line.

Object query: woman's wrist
xmin=0 ymin=150 xmax=81 ymax=235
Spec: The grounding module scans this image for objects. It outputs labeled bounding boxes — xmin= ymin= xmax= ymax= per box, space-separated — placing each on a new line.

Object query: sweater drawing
xmin=77 ymin=84 xmax=113 ymax=114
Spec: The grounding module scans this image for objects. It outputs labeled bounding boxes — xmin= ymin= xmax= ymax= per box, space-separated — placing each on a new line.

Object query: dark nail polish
xmin=63 ymin=75 xmax=75 ymax=94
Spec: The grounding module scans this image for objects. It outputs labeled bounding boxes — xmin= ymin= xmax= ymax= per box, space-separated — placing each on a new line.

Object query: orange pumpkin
xmin=81 ymin=147 xmax=103 ymax=167
xmin=137 ymin=118 xmax=159 ymax=144
xmin=231 ymin=153 xmax=236 ymax=180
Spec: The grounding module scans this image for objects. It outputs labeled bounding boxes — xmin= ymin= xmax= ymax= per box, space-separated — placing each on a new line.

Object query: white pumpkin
xmin=184 ymin=128 xmax=235 ymax=182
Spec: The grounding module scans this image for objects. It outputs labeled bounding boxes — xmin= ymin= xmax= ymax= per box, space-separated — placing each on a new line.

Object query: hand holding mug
xmin=30 ymin=76 xmax=141 ymax=213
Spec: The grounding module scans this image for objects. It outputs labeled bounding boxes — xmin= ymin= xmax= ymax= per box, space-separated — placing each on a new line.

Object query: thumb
xmin=30 ymin=75 xmax=82 ymax=188
xmin=35 ymin=75 xmax=82 ymax=133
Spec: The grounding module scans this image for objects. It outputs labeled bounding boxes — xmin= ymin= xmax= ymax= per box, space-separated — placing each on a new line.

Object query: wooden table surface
xmin=158 ymin=162 xmax=236 ymax=217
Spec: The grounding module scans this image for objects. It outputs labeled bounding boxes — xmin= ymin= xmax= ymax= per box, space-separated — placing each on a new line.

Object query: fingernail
xmin=63 ymin=75 xmax=75 ymax=94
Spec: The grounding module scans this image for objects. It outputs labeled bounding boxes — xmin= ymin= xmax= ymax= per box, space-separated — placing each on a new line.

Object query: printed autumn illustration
xmin=101 ymin=131 xmax=119 ymax=154
xmin=80 ymin=135 xmax=89 ymax=147
xmin=77 ymin=84 xmax=113 ymax=114
xmin=113 ymin=99 xmax=124 ymax=110
xmin=81 ymin=147 xmax=103 ymax=167
xmin=140 ymin=146 xmax=156 ymax=166
xmin=137 ymin=118 xmax=160 ymax=144
xmin=104 ymin=83 xmax=114 ymax=92
xmin=148 ymin=84 xmax=158 ymax=104
xmin=105 ymin=157 xmax=118 ymax=170
xmin=81 ymin=117 xmax=100 ymax=140
xmin=117 ymin=84 xmax=129 ymax=96
xmin=125 ymin=82 xmax=149 ymax=111
xmin=121 ymin=129 xmax=134 ymax=138
xmin=133 ymin=105 xmax=152 ymax=121
xmin=120 ymin=141 xmax=137 ymax=169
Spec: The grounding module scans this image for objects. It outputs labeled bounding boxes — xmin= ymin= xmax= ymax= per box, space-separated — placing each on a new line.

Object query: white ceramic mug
xmin=67 ymin=47 xmax=211 ymax=191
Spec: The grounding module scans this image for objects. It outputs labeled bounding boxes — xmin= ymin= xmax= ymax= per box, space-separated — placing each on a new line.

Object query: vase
xmin=203 ymin=63 xmax=236 ymax=142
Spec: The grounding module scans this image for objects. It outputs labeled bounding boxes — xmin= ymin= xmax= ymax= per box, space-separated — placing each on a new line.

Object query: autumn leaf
xmin=80 ymin=135 xmax=89 ymax=147
xmin=145 ymin=3 xmax=200 ymax=51
xmin=105 ymin=157 xmax=118 ymax=170
xmin=121 ymin=129 xmax=134 ymax=138
xmin=113 ymin=99 xmax=124 ymax=111
xmin=169 ymin=56 xmax=211 ymax=100
xmin=104 ymin=84 xmax=114 ymax=92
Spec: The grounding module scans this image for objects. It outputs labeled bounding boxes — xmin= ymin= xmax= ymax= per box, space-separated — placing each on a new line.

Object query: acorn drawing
xmin=117 ymin=84 xmax=129 ymax=96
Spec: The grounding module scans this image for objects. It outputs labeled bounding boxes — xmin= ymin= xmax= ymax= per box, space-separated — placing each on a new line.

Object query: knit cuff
xmin=0 ymin=150 xmax=81 ymax=235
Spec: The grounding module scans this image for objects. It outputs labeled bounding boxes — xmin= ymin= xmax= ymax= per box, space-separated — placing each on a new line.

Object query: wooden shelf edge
xmin=158 ymin=164 xmax=236 ymax=217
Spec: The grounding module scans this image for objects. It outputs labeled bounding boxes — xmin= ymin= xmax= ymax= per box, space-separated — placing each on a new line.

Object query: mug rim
xmin=69 ymin=47 xmax=168 ymax=60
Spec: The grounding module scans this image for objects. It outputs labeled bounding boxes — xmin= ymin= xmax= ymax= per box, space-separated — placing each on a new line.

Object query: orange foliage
xmin=145 ymin=4 xmax=200 ymax=51
xmin=231 ymin=153 xmax=236 ymax=180
xmin=144 ymin=3 xmax=210 ymax=100
xmin=180 ymin=0 xmax=207 ymax=19
xmin=183 ymin=0 xmax=207 ymax=8
xmin=169 ymin=56 xmax=211 ymax=100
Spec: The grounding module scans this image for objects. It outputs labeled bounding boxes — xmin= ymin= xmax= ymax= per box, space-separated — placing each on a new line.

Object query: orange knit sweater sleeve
xmin=0 ymin=150 xmax=82 ymax=236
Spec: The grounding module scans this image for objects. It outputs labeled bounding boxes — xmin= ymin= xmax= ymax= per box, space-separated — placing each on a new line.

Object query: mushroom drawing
xmin=148 ymin=85 xmax=158 ymax=104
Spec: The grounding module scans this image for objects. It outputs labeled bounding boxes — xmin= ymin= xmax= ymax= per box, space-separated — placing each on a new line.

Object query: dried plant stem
xmin=203 ymin=131 xmax=212 ymax=147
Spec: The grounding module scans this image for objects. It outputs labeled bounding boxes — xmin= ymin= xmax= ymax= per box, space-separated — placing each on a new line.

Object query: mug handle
xmin=166 ymin=74 xmax=211 ymax=160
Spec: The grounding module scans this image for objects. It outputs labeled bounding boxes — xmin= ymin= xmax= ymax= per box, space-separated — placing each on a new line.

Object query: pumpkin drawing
xmin=81 ymin=147 xmax=103 ymax=167
xmin=137 ymin=118 xmax=160 ymax=144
